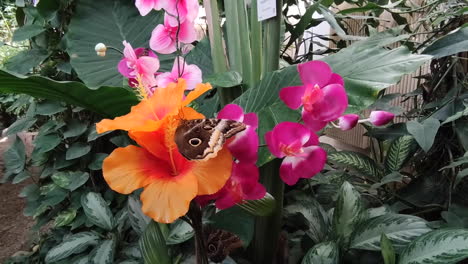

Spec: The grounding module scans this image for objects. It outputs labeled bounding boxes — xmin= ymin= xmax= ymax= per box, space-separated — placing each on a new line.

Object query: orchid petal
xmin=149 ymin=25 xmax=176 ymax=54
xmin=178 ymin=20 xmax=197 ymax=44
xmin=298 ymin=61 xmax=332 ymax=87
xmin=338 ymin=114 xmax=359 ymax=130
xmin=306 ymin=83 xmax=348 ymax=122
xmin=217 ymin=104 xmax=244 ymax=122
xmin=279 ymin=85 xmax=306 ymax=110
xmin=369 ymin=111 xmax=395 ymax=126
xmin=302 ymin=110 xmax=328 ymax=131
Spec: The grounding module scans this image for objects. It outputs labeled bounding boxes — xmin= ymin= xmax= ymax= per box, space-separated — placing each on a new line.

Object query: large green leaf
xmin=384 ymin=135 xmax=416 ymax=173
xmin=44 ymin=232 xmax=100 ymax=263
xmin=3 ymin=136 xmax=26 ymax=174
xmin=139 ymin=221 xmax=171 ymax=264
xmin=328 ymin=151 xmax=381 ymax=179
xmin=0 ymin=70 xmax=138 ymax=117
xmin=333 ymin=181 xmax=363 ymax=245
xmin=65 ymin=0 xmax=171 ymax=87
xmin=302 ymin=241 xmax=339 ymax=264
xmin=423 ymin=27 xmax=468 ymax=58
xmin=399 ymin=228 xmax=468 ymax=264
xmin=5 ymin=49 xmax=49 ymax=74
xmin=237 ymin=192 xmax=276 ymax=216
xmin=81 ymin=192 xmax=115 ymax=231
xmin=350 ymin=214 xmax=432 ymax=252
xmin=407 ymin=118 xmax=440 ymax=153
xmin=165 ymin=219 xmax=194 ymax=245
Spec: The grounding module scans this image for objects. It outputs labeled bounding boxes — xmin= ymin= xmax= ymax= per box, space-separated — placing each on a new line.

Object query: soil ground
xmin=0 ymin=133 xmax=35 ymax=263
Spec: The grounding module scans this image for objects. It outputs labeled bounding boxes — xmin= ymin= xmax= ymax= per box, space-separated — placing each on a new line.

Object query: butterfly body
xmin=175 ymin=119 xmax=246 ymax=161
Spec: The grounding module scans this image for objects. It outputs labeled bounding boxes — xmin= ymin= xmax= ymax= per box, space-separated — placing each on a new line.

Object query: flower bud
xmin=96 ymin=51 xmax=106 ymax=57
xmin=95 ymin=43 xmax=107 ymax=52
xmin=337 ymin=114 xmax=359 ymax=130
xmin=369 ymin=111 xmax=395 ymax=126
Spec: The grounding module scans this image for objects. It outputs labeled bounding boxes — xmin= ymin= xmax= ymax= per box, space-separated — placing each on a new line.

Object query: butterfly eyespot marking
xmin=189 ymin=138 xmax=202 ymax=147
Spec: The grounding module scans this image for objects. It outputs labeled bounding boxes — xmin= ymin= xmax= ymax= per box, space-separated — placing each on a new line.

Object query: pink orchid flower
xmin=265 ymin=122 xmax=326 ymax=186
xmin=369 ymin=111 xmax=395 ymax=126
xmin=280 ymin=61 xmax=348 ymax=131
xmin=155 ymin=57 xmax=202 ymax=90
xmin=217 ymin=104 xmax=259 ymax=163
xmin=162 ymin=0 xmax=199 ymax=27
xmin=337 ymin=114 xmax=359 ymax=131
xmin=135 ymin=0 xmax=163 ymax=16
xmin=118 ymin=41 xmax=160 ymax=90
xmin=149 ymin=15 xmax=197 ymax=54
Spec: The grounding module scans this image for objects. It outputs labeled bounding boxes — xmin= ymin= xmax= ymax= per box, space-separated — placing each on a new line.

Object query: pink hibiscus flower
xmin=149 ymin=15 xmax=197 ymax=54
xmin=280 ymin=61 xmax=348 ymax=131
xmin=265 ymin=122 xmax=326 ymax=185
xmin=117 ymin=41 xmax=160 ymax=90
xmin=135 ymin=0 xmax=163 ymax=16
xmin=155 ymin=57 xmax=202 ymax=90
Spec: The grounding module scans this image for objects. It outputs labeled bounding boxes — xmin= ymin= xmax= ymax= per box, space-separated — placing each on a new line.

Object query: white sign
xmin=257 ymin=0 xmax=277 ymax=21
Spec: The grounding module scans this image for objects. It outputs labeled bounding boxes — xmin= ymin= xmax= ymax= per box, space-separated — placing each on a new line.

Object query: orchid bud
xmin=369 ymin=111 xmax=395 ymax=126
xmin=337 ymin=114 xmax=359 ymax=130
xmin=95 ymin=43 xmax=107 ymax=56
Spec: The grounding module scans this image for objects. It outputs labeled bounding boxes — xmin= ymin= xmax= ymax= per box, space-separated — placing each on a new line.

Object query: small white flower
xmin=95 ymin=43 xmax=107 ymax=56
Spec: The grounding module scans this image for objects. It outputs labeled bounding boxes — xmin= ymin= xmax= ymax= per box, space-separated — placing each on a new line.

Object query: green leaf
xmin=3 ymin=136 xmax=26 ymax=174
xmin=328 ymin=151 xmax=381 ymax=179
xmin=63 ymin=119 xmax=88 ymax=138
xmin=33 ymin=133 xmax=61 ymax=153
xmin=65 ymin=0 xmax=170 ymax=87
xmin=455 ymin=168 xmax=468 ymax=188
xmin=166 ymin=219 xmax=194 ymax=245
xmin=384 ymin=135 xmax=416 ymax=173
xmin=12 ymin=24 xmax=46 ymax=41
xmin=399 ymin=228 xmax=468 ymax=264
xmin=91 ymin=238 xmax=115 ymax=264
xmin=302 ymin=241 xmax=339 ymax=264
xmin=370 ymin=172 xmax=403 ymax=190
xmin=407 ymin=118 xmax=440 ymax=152
xmin=380 ymin=233 xmax=396 ymax=264
xmin=185 ymin=38 xmax=213 ymax=77
xmin=36 ymin=100 xmax=66 ymax=115
xmin=321 ymin=29 xmax=431 ymax=113
xmin=5 ymin=117 xmax=37 ymax=136
xmin=81 ymin=192 xmax=115 ymax=230
xmin=237 ymin=192 xmax=276 ymax=216
xmin=88 ymin=153 xmax=108 ymax=170
xmin=128 ymin=196 xmax=151 ymax=236
xmin=12 ymin=170 xmax=30 ymax=184
xmin=333 ymin=181 xmax=363 ymax=246
xmin=350 ymin=214 xmax=432 ymax=252
xmin=0 ymin=70 xmax=139 ymax=117
xmin=44 ymin=232 xmax=100 ymax=263
xmin=52 ymin=171 xmax=89 ymax=191
xmin=212 ymin=206 xmax=254 ymax=246
xmin=54 ymin=209 xmax=77 ymax=227
xmin=204 ymin=71 xmax=242 ymax=87
xmin=423 ymin=27 xmax=468 ymax=58
xmin=5 ymin=49 xmax=49 ymax=74
xmin=139 ymin=221 xmax=171 ymax=264
xmin=66 ymin=142 xmax=91 ymax=160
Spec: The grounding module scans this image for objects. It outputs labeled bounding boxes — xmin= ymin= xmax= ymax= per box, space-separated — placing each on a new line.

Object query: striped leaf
xmin=400 ymin=228 xmax=468 ymax=264
xmin=139 ymin=221 xmax=171 ymax=264
xmin=302 ymin=241 xmax=339 ymax=264
xmin=91 ymin=238 xmax=115 ymax=264
xmin=237 ymin=192 xmax=276 ymax=216
xmin=328 ymin=151 xmax=381 ymax=179
xmin=45 ymin=232 xmax=100 ymax=263
xmin=384 ymin=135 xmax=416 ymax=173
xmin=81 ymin=192 xmax=115 ymax=231
xmin=350 ymin=214 xmax=432 ymax=252
xmin=333 ymin=181 xmax=363 ymax=245
xmin=166 ymin=219 xmax=194 ymax=245
xmin=128 ymin=195 xmax=151 ymax=235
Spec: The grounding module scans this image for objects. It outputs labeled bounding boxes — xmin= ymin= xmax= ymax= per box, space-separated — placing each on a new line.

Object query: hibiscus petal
xmin=102 ymin=146 xmax=163 ymax=194
xmin=140 ymin=172 xmax=198 ymax=223
xmin=192 ymin=147 xmax=233 ymax=195
xmin=279 ymin=85 xmax=306 ymax=110
xmin=182 ymin=82 xmax=212 ymax=106
xmin=149 ymin=24 xmax=176 ymax=54
xmin=217 ymin=104 xmax=244 ymax=121
xmin=298 ymin=61 xmax=332 ymax=87
xmin=307 ymin=83 xmax=348 ymax=122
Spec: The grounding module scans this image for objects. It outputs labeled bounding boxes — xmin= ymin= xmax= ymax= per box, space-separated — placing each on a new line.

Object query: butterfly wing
xmin=175 ymin=119 xmax=246 ymax=160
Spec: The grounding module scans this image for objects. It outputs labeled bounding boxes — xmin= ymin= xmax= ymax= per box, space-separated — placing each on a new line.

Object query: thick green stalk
xmin=252 ymin=160 xmax=284 ymax=264
xmin=250 ymin=0 xmax=263 ymax=83
xmin=252 ymin=1 xmax=284 ymax=263
xmin=224 ymin=0 xmax=243 ymax=74
xmin=235 ymin=0 xmax=254 ymax=87
xmin=261 ymin=0 xmax=283 ymax=76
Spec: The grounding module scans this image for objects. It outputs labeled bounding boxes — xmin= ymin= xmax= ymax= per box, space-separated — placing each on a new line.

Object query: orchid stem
xmin=188 ymin=203 xmax=209 ymax=264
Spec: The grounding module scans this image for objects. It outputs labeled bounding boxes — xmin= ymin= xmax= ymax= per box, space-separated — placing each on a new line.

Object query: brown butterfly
xmin=174 ymin=119 xmax=246 ymax=161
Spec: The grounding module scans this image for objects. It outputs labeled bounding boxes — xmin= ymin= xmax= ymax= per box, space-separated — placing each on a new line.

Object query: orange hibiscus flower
xmin=96 ymin=80 xmax=233 ymax=223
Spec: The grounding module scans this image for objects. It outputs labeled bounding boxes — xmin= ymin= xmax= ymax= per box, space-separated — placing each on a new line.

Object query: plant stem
xmin=188 ymin=203 xmax=209 ymax=264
